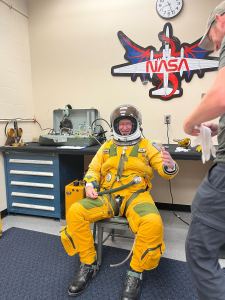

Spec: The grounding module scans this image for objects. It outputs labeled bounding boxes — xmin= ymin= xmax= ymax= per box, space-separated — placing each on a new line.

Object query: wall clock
xmin=156 ymin=0 xmax=184 ymax=19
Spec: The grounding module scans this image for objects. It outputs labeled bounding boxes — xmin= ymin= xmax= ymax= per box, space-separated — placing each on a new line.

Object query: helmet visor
xmin=114 ymin=116 xmax=137 ymax=136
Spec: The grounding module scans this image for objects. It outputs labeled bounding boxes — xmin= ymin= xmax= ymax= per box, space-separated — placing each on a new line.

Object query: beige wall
xmin=28 ymin=0 xmax=221 ymax=141
xmin=84 ymin=155 xmax=213 ymax=205
xmin=151 ymin=160 xmax=213 ymax=205
xmin=27 ymin=0 xmax=219 ymax=205
xmin=0 ymin=0 xmax=221 ymax=211
xmin=0 ymin=0 xmax=35 ymax=211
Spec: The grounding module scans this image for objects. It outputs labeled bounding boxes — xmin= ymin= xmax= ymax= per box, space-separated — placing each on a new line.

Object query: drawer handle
xmin=9 ymin=159 xmax=53 ymax=165
xmin=11 ymin=192 xmax=54 ymax=200
xmin=10 ymin=181 xmax=54 ymax=188
xmin=12 ymin=202 xmax=55 ymax=211
xmin=10 ymin=170 xmax=53 ymax=176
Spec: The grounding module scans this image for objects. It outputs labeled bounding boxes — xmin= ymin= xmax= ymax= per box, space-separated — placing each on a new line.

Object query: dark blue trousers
xmin=186 ymin=163 xmax=225 ymax=300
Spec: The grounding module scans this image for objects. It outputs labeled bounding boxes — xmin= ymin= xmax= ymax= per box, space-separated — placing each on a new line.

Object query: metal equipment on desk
xmin=5 ymin=120 xmax=24 ymax=147
xmin=173 ymin=137 xmax=191 ymax=149
xmin=39 ymin=105 xmax=104 ymax=147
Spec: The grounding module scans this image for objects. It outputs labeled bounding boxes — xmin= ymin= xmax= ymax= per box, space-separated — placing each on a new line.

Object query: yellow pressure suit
xmin=61 ymin=138 xmax=178 ymax=272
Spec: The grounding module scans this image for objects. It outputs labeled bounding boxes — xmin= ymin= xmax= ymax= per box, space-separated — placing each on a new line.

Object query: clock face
xmin=156 ymin=0 xmax=183 ymax=19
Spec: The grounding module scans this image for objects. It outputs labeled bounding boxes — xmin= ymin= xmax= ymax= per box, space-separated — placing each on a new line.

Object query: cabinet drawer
xmin=4 ymin=152 xmax=61 ymax=218
xmin=10 ymin=180 xmax=54 ymax=189
xmin=8 ymin=158 xmax=53 ymax=165
xmin=7 ymin=154 xmax=56 ymax=173
xmin=11 ymin=202 xmax=55 ymax=212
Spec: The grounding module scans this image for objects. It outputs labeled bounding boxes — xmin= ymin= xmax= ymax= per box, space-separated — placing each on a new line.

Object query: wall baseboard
xmin=1 ymin=209 xmax=8 ymax=218
xmin=156 ymin=202 xmax=191 ymax=212
xmin=0 ymin=204 xmax=191 ymax=220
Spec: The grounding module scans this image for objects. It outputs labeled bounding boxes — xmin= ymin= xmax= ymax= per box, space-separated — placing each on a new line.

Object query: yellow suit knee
xmin=60 ymin=202 xmax=84 ymax=256
xmin=139 ymin=241 xmax=165 ymax=270
xmin=131 ymin=213 xmax=165 ymax=271
xmin=61 ymin=197 xmax=112 ymax=259
xmin=61 ymin=201 xmax=95 ymax=257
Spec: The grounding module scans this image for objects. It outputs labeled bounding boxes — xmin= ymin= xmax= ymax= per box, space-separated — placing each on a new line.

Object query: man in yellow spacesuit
xmin=61 ymin=104 xmax=178 ymax=299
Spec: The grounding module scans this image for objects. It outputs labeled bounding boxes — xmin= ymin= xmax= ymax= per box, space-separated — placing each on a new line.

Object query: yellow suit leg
xmin=66 ymin=202 xmax=97 ymax=264
xmin=61 ymin=195 xmax=113 ymax=264
xmin=126 ymin=192 xmax=165 ymax=273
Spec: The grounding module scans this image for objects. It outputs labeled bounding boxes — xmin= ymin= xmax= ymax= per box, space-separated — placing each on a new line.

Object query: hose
xmin=110 ymin=237 xmax=136 ymax=268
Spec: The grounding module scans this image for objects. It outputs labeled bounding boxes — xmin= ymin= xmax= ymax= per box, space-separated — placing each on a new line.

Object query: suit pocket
xmin=60 ymin=226 xmax=78 ymax=256
xmin=140 ymin=243 xmax=165 ymax=270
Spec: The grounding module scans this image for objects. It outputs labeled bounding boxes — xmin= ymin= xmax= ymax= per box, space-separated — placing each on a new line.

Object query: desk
xmin=0 ymin=143 xmax=202 ymax=218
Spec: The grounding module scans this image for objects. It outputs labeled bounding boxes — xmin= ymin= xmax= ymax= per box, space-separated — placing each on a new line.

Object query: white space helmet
xmin=110 ymin=104 xmax=142 ymax=146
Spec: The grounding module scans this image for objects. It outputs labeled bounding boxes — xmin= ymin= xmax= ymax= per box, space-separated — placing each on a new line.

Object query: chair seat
xmin=97 ymin=217 xmax=128 ymax=225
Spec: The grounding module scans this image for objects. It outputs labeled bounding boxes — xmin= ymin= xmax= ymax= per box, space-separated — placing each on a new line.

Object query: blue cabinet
xmin=4 ymin=152 xmax=61 ymax=218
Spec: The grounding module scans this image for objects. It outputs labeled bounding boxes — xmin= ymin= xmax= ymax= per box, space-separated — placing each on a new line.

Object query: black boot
xmin=68 ymin=262 xmax=99 ymax=296
xmin=121 ymin=270 xmax=142 ymax=300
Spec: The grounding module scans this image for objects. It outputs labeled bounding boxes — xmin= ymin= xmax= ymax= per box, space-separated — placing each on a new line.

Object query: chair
xmin=95 ymin=216 xmax=132 ymax=265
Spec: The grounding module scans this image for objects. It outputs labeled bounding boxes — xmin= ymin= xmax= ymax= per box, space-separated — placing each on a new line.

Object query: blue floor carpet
xmin=0 ymin=227 xmax=197 ymax=300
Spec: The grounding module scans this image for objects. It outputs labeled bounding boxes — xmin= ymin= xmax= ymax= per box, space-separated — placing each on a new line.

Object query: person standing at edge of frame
xmin=184 ymin=2 xmax=225 ymax=300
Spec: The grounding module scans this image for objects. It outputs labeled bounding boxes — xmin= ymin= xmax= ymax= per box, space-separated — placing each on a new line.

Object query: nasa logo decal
xmin=111 ymin=23 xmax=219 ymax=101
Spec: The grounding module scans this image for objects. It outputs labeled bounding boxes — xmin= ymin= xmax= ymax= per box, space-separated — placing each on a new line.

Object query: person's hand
xmin=202 ymin=122 xmax=218 ymax=136
xmin=183 ymin=118 xmax=200 ymax=136
xmin=85 ymin=186 xmax=98 ymax=199
xmin=161 ymin=147 xmax=176 ymax=169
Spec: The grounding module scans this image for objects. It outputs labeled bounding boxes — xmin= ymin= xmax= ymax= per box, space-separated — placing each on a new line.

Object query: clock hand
xmin=167 ymin=1 xmax=173 ymax=13
xmin=159 ymin=3 xmax=170 ymax=11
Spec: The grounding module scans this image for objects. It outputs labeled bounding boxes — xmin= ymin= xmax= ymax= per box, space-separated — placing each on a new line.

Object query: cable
xmin=166 ymin=123 xmax=170 ymax=144
xmin=90 ymin=117 xmax=111 ymax=144
xmin=91 ymin=117 xmax=111 ymax=142
xmin=110 ymin=237 xmax=136 ymax=268
xmin=168 ymin=179 xmax=190 ymax=226
xmin=33 ymin=119 xmax=52 ymax=132
xmin=91 ymin=118 xmax=111 ymax=131
xmin=100 ymin=230 xmax=135 ymax=268
xmin=165 ymin=122 xmax=190 ymax=226
xmin=2 ymin=117 xmax=53 ymax=136
xmin=89 ymin=134 xmax=103 ymax=146
xmin=92 ymin=124 xmax=107 ymax=143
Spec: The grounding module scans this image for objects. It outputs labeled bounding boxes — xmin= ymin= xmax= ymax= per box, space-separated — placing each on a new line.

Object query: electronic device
xmin=39 ymin=106 xmax=103 ymax=147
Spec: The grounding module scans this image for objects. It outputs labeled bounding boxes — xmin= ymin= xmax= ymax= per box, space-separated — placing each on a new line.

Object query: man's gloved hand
xmin=203 ymin=122 xmax=218 ymax=137
xmin=161 ymin=147 xmax=176 ymax=171
xmin=85 ymin=184 xmax=98 ymax=199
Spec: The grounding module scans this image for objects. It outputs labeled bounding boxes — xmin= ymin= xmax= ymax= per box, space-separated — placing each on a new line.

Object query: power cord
xmin=165 ymin=122 xmax=190 ymax=226
xmin=33 ymin=119 xmax=52 ymax=132
xmin=90 ymin=118 xmax=111 ymax=144
xmin=2 ymin=117 xmax=52 ymax=137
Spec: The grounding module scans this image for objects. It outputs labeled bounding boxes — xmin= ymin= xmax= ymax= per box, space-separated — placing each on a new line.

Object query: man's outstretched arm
xmin=183 ymin=66 xmax=225 ymax=136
